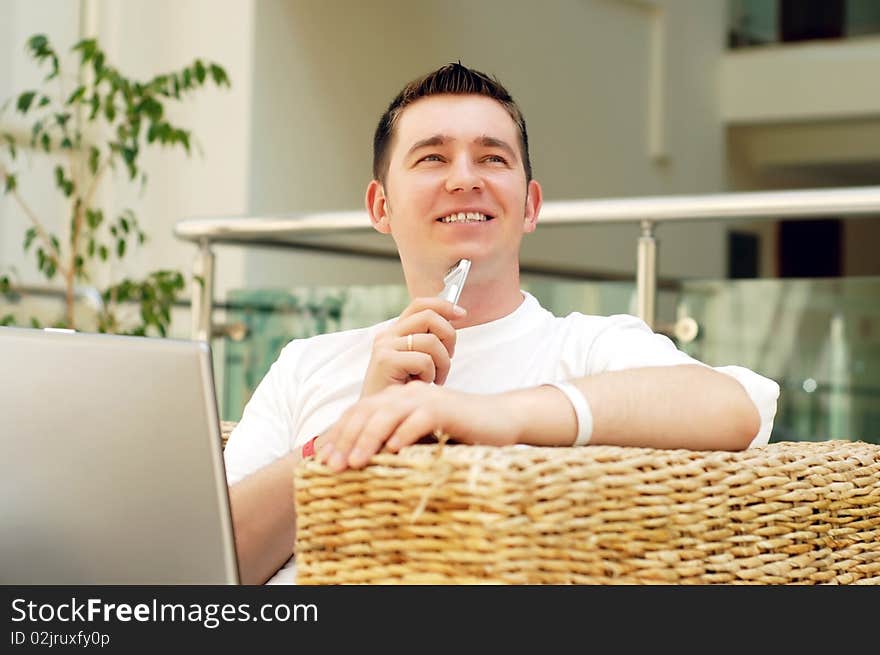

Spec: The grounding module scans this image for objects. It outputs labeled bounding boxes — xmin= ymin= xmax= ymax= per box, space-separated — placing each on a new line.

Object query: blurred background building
xmin=1 ymin=0 xmax=878 ymax=442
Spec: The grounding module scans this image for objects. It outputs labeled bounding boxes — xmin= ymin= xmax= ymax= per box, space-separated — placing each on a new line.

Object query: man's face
xmin=367 ymin=94 xmax=541 ymax=289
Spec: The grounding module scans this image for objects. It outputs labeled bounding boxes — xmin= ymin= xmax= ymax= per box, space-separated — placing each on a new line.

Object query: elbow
xmin=702 ymin=367 xmax=762 ymax=451
xmin=718 ymin=393 xmax=761 ymax=451
xmin=729 ymin=404 xmax=761 ymax=451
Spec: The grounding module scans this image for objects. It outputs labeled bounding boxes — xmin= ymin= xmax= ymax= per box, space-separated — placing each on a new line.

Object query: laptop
xmin=0 ymin=326 xmax=240 ymax=584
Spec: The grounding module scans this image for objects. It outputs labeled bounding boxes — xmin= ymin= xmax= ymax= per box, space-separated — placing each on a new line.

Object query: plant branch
xmin=0 ymin=162 xmax=69 ymax=278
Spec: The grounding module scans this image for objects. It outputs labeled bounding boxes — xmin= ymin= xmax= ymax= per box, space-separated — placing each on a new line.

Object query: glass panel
xmin=678 ymin=277 xmax=880 ymax=444
xmin=222 ymin=286 xmax=410 ymax=421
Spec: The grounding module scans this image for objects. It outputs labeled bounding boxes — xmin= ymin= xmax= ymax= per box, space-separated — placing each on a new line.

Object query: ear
xmin=366 ymin=180 xmax=392 ymax=234
xmin=522 ymin=179 xmax=542 ymax=234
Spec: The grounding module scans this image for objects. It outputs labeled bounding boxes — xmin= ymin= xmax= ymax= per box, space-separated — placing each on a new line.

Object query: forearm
xmin=227 ymin=452 xmax=300 ymax=585
xmin=509 ymin=365 xmax=760 ymax=451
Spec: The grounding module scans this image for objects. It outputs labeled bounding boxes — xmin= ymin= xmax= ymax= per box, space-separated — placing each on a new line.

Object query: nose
xmin=444 ymin=155 xmax=483 ymax=193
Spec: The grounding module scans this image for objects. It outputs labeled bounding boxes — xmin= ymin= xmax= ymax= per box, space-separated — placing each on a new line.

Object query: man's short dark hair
xmin=372 ymin=62 xmax=532 ymax=184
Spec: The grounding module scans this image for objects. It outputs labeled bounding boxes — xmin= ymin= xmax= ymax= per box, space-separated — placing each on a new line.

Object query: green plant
xmin=0 ymin=34 xmax=229 ymax=336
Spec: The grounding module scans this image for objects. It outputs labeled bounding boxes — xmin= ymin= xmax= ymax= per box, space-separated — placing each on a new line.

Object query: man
xmin=223 ymin=63 xmax=779 ymax=585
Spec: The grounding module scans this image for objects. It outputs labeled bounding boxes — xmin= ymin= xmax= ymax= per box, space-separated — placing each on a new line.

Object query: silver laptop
xmin=0 ymin=326 xmax=239 ymax=584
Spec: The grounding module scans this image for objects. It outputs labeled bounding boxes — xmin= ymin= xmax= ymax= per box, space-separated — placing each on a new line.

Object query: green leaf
xmin=86 ymin=146 xmax=99 ymax=175
xmin=139 ymin=96 xmax=163 ymax=121
xmin=177 ymin=129 xmax=190 ymax=154
xmin=60 ymin=137 xmax=72 ymax=149
xmin=73 ymin=38 xmax=97 ymax=64
xmin=209 ymin=64 xmax=230 ymax=87
xmin=66 ymin=86 xmax=86 ymax=105
xmin=0 ymin=275 xmax=9 ymax=293
xmin=103 ymin=94 xmax=116 ymax=122
xmin=98 ymin=245 xmax=108 ymax=261
xmin=87 ymin=238 xmax=95 ymax=257
xmin=2 ymin=133 xmax=17 ymax=160
xmin=27 ymin=34 xmax=48 ymax=53
xmin=29 ymin=317 xmax=41 ymax=329
xmin=85 ymin=208 xmax=103 ymax=229
xmin=3 ymin=173 xmax=16 ymax=193
xmin=117 ymin=239 xmax=126 ymax=258
xmin=120 ymin=217 xmax=129 ymax=233
xmin=88 ymin=94 xmax=100 ymax=120
xmin=23 ymin=228 xmax=37 ymax=250
xmin=16 ymin=91 xmax=36 ymax=114
xmin=194 ymin=60 xmax=206 ymax=85
xmin=92 ymin=51 xmax=105 ymax=75
xmin=0 ymin=314 xmax=14 ymax=326
xmin=40 ymin=132 xmax=50 ymax=152
xmin=50 ymin=235 xmax=60 ymax=253
xmin=54 ymin=165 xmax=73 ymax=196
xmin=121 ymin=146 xmax=137 ymax=179
xmin=30 ymin=120 xmax=43 ymax=145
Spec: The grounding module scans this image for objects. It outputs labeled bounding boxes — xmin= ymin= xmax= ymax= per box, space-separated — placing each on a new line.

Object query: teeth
xmin=440 ymin=212 xmax=488 ymax=223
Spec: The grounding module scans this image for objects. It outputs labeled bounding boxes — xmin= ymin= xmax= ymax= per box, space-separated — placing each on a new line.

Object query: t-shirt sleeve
xmin=586 ymin=314 xmax=780 ymax=448
xmin=223 ymin=350 xmax=297 ymax=486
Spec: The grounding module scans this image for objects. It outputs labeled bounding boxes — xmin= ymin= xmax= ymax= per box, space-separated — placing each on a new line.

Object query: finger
xmin=399 ymin=297 xmax=466 ymax=323
xmin=393 ymin=310 xmax=457 ymax=358
xmin=395 ymin=334 xmax=451 ymax=384
xmin=386 ymin=407 xmax=438 ymax=453
xmin=347 ymin=407 xmax=410 ymax=468
xmin=320 ymin=406 xmax=372 ymax=472
xmin=382 ymin=350 xmax=436 ymax=384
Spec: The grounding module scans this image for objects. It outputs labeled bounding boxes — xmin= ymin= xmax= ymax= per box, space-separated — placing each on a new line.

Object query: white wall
xmin=0 ymin=0 xmax=81 ymax=300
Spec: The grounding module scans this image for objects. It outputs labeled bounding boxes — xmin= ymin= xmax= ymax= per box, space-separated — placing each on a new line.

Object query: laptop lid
xmin=0 ymin=326 xmax=239 ymax=584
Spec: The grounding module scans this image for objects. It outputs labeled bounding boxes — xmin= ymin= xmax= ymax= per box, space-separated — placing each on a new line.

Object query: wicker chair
xmin=221 ymin=423 xmax=880 ymax=584
xmin=296 ymin=441 xmax=880 ymax=584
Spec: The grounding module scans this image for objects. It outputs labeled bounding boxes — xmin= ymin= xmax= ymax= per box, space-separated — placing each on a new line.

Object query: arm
xmin=315 ymin=364 xmax=762 ymax=472
xmin=227 ymin=436 xmax=326 ymax=585
xmin=514 ymin=364 xmax=760 ymax=451
xmin=227 ymin=452 xmax=300 ymax=585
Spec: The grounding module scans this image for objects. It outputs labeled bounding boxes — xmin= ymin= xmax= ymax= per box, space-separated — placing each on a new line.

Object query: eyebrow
xmin=406 ymin=134 xmax=518 ymax=160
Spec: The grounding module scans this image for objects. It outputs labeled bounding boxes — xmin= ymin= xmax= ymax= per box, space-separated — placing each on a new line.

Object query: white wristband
xmin=545 ymin=380 xmax=593 ymax=446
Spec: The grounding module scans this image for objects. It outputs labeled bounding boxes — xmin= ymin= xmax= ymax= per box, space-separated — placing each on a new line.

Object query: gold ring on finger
xmin=406 ymin=334 xmax=413 ymax=351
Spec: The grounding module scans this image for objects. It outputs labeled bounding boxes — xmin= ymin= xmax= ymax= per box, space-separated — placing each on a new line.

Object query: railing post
xmin=191 ymin=239 xmax=215 ymax=342
xmin=636 ymin=219 xmax=657 ymax=329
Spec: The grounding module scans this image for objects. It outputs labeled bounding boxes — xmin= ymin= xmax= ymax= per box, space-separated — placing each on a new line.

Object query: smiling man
xmin=223 ymin=63 xmax=780 ymax=585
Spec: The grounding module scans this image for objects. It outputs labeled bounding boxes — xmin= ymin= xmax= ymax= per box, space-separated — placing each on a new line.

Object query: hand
xmin=360 ymin=297 xmax=466 ymax=398
xmin=316 ymin=381 xmax=519 ymax=472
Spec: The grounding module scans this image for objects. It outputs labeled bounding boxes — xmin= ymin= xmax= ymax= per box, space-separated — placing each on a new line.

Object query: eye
xmin=482 ymin=154 xmax=508 ymax=165
xmin=418 ymin=154 xmax=445 ymax=163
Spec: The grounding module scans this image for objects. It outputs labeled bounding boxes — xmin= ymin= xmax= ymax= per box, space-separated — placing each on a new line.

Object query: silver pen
xmin=438 ymin=259 xmax=471 ymax=305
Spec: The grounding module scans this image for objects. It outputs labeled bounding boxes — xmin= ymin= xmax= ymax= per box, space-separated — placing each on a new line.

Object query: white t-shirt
xmin=224 ymin=290 xmax=780 ymax=584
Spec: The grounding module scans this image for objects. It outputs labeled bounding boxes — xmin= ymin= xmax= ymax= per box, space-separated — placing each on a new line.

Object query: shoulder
xmin=275 ymin=318 xmax=392 ymax=365
xmin=263 ymin=318 xmax=393 ymax=386
xmin=553 ymin=308 xmax=649 ymax=339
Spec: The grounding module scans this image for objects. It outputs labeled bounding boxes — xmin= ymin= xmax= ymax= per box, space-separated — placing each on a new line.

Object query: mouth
xmin=436 ymin=211 xmax=494 ymax=224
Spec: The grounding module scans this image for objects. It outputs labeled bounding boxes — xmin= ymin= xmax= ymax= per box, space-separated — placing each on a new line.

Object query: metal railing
xmin=173 ymin=185 xmax=880 ymax=342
